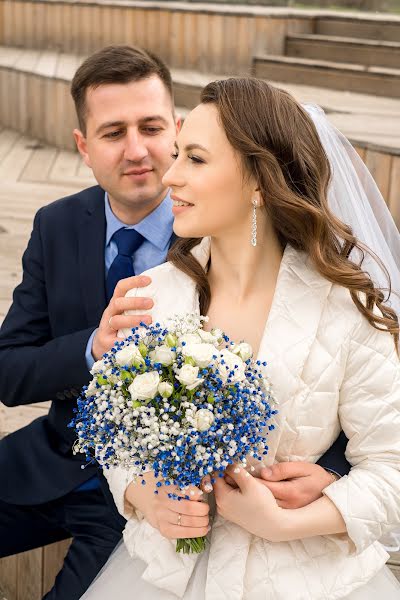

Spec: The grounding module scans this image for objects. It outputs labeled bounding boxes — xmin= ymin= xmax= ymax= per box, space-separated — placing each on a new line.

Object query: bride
xmin=82 ymin=77 xmax=400 ymax=599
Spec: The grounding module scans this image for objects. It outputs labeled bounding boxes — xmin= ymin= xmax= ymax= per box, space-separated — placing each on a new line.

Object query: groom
xmin=0 ymin=46 xmax=349 ymax=599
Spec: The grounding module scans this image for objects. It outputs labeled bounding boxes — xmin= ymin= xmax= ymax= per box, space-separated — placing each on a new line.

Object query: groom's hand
xmin=223 ymin=462 xmax=337 ymax=509
xmin=92 ymin=275 xmax=153 ymax=360
xmin=257 ymin=462 xmax=338 ymax=509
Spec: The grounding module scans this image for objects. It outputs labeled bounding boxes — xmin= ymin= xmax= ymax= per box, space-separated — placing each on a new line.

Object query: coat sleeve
xmin=103 ymin=465 xmax=138 ymax=520
xmin=0 ymin=208 xmax=94 ymax=406
xmin=323 ymin=312 xmax=400 ymax=554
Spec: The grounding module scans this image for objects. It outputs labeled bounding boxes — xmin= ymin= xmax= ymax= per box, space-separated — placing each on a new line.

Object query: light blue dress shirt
xmin=85 ymin=192 xmax=174 ymax=370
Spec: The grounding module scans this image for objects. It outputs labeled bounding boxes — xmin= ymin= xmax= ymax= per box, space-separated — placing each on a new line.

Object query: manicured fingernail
xmin=250 ymin=466 xmax=255 ymax=472
xmin=204 ymin=483 xmax=213 ymax=493
xmin=234 ymin=468 xmax=240 ymax=474
xmin=245 ymin=472 xmax=250 ymax=478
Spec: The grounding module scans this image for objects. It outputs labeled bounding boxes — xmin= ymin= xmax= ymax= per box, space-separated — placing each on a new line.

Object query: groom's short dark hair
xmin=71 ymin=45 xmax=174 ymax=134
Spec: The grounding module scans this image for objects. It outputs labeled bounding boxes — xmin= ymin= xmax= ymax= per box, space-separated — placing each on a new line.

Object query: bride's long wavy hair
xmin=168 ymin=77 xmax=399 ymax=350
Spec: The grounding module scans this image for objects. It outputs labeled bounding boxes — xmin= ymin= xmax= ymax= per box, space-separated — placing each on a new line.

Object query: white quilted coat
xmin=105 ymin=238 xmax=400 ymax=599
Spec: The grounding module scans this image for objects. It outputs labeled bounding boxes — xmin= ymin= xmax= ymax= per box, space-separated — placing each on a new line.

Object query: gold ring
xmin=177 ymin=513 xmax=182 ymax=526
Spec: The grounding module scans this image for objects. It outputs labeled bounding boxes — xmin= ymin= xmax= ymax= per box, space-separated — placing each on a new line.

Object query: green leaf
xmin=138 ymin=342 xmax=148 ymax=358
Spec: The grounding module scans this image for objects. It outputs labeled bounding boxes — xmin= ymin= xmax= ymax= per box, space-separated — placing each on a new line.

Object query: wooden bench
xmin=0 ymin=410 xmax=71 ymax=600
xmin=0 ymin=539 xmax=71 ymax=600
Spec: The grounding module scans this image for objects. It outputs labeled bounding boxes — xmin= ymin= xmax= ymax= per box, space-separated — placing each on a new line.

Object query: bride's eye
xmin=189 ymin=154 xmax=204 ymax=164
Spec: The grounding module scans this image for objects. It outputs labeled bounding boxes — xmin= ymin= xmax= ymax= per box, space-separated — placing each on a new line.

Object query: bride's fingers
xmin=161 ymin=523 xmax=210 ymax=540
xmin=166 ymin=510 xmax=209 ymax=529
xmin=164 ymin=497 xmax=210 ymax=517
xmin=201 ymin=475 xmax=213 ymax=494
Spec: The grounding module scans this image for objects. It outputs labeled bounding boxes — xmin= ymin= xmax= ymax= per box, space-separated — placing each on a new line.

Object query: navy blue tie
xmin=106 ymin=228 xmax=144 ymax=301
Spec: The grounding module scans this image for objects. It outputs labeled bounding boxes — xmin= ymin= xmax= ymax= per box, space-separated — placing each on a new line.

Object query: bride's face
xmin=162 ymin=103 xmax=256 ymax=239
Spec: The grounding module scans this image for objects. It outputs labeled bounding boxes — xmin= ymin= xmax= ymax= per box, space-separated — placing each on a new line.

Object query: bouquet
xmin=70 ymin=313 xmax=277 ymax=554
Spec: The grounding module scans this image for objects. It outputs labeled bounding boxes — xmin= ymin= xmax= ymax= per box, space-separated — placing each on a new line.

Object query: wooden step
xmin=253 ymin=55 xmax=400 ymax=98
xmin=0 ymin=0 xmax=309 ymax=77
xmin=286 ymin=34 xmax=400 ymax=70
xmin=0 ymin=46 xmax=211 ymax=150
xmin=315 ymin=16 xmax=400 ymax=42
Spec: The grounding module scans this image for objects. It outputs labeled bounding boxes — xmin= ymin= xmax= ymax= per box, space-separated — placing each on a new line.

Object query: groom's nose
xmin=123 ymin=130 xmax=149 ymax=163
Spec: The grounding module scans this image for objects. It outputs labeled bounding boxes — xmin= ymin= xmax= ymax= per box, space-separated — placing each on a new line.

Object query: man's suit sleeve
xmin=0 ymin=208 xmax=95 ymax=407
xmin=316 ymin=431 xmax=350 ymax=477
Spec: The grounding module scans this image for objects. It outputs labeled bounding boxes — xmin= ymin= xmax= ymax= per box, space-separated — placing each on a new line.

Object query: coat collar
xmin=192 ymin=236 xmax=333 ymax=413
xmin=78 ymin=186 xmax=107 ymax=327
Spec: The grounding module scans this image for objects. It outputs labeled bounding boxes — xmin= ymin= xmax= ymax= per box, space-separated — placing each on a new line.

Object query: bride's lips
xmin=171 ymin=194 xmax=194 ymax=216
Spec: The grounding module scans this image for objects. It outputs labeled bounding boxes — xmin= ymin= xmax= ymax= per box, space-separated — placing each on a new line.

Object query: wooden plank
xmin=171 ymin=11 xmax=184 ymax=69
xmin=17 ymin=548 xmax=42 ymax=600
xmin=42 ymin=540 xmax=71 ymax=597
xmin=49 ymin=149 xmax=80 ymax=182
xmin=0 ymin=129 xmax=19 ymax=164
xmin=0 ymin=135 xmax=34 ymax=182
xmin=20 ymin=146 xmax=58 ymax=183
xmin=353 ymin=144 xmax=367 ymax=162
xmin=209 ymin=14 xmax=224 ymax=75
xmin=388 ymin=155 xmax=400 ymax=230
xmin=0 ymin=554 xmax=17 ymax=600
xmin=15 ymin=50 xmax=42 ymax=71
xmin=34 ymin=51 xmax=58 ymax=78
xmin=0 ymin=404 xmax=49 ymax=436
xmin=365 ymin=149 xmax=392 ymax=202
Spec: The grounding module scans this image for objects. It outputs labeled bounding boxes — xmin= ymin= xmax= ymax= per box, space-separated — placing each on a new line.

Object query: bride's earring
xmin=251 ymin=199 xmax=257 ymax=247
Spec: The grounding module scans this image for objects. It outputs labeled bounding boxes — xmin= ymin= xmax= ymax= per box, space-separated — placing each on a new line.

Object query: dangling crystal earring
xmin=251 ymin=199 xmax=257 ymax=247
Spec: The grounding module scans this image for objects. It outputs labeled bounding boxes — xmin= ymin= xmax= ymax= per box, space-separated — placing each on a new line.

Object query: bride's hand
xmin=125 ymin=471 xmax=210 ymax=540
xmin=213 ymin=464 xmax=289 ymax=542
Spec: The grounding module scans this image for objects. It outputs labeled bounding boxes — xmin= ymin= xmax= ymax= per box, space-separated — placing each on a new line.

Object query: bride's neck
xmin=207 ymin=218 xmax=283 ymax=300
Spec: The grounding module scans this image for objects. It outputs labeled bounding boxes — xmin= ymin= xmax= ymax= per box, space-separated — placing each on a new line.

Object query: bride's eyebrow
xmin=174 ymin=141 xmax=209 ymax=153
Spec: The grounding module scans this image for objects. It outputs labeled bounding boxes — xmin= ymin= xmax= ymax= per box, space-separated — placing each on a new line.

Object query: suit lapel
xmin=78 ymin=186 xmax=107 ymax=327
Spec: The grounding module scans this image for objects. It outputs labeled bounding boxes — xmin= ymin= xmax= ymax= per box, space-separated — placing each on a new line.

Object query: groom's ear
xmin=175 ymin=115 xmax=182 ymax=134
xmin=73 ymin=129 xmax=92 ymax=168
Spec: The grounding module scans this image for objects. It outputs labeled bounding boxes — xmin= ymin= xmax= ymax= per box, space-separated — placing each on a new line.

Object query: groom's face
xmin=74 ymin=76 xmax=179 ymax=218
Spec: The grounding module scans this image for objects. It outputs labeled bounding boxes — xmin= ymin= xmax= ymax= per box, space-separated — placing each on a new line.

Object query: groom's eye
xmin=143 ymin=127 xmax=162 ymax=134
xmin=103 ymin=130 xmax=123 ymax=139
xmin=171 ymin=152 xmax=179 ymax=160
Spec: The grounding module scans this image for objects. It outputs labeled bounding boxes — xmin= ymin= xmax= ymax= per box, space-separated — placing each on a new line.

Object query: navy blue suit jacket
xmin=0 ymin=184 xmax=349 ymax=506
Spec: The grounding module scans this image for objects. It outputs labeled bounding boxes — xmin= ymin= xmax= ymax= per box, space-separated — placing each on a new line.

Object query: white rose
xmin=158 ymin=381 xmax=173 ymax=398
xmin=115 ymin=345 xmax=145 ymax=367
xmin=198 ymin=329 xmax=219 ymax=345
xmin=128 ymin=371 xmax=160 ymax=401
xmin=176 ymin=364 xmax=204 ymax=390
xmin=232 ymin=342 xmax=253 ymax=362
xmin=91 ymin=359 xmax=106 ymax=375
xmin=149 ymin=345 xmax=176 ymax=366
xmin=193 ymin=408 xmax=215 ymax=432
xmin=182 ymin=343 xmax=217 ymax=368
xmin=217 ymin=349 xmax=246 ymax=384
xmin=179 ymin=333 xmax=202 ymax=347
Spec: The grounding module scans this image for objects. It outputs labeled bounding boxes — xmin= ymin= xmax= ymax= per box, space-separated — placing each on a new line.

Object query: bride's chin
xmin=173 ymin=223 xmax=204 ymax=239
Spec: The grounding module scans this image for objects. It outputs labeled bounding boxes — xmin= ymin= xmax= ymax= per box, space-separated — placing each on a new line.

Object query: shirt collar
xmin=104 ymin=191 xmax=174 ymax=251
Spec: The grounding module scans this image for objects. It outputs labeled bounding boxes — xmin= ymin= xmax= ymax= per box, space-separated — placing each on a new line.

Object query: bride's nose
xmin=162 ymin=160 xmax=185 ymax=189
